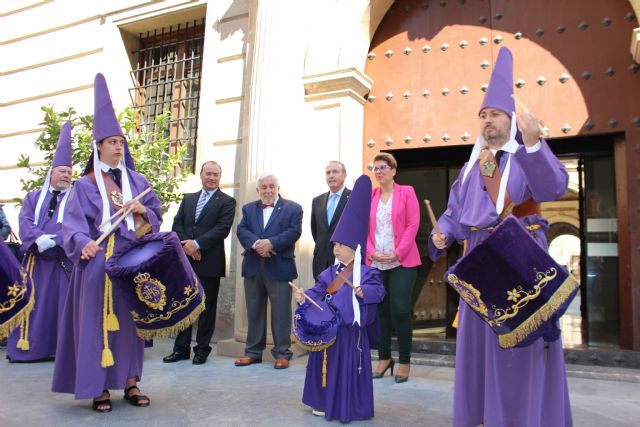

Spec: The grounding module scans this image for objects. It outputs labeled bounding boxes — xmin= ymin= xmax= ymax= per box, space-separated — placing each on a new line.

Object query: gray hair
xmin=327 ymin=160 xmax=346 ymax=174
xmin=256 ymin=172 xmax=279 ymax=188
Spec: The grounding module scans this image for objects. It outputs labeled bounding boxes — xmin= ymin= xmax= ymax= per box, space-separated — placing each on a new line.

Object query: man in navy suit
xmin=235 ymin=172 xmax=303 ymax=369
xmin=163 ymin=161 xmax=236 ymax=365
xmin=310 ymin=161 xmax=351 ymax=279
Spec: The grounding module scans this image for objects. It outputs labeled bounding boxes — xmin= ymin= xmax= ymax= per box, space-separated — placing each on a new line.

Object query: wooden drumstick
xmin=336 ymin=273 xmax=358 ymax=290
xmin=288 ymin=281 xmax=323 ymax=311
xmin=511 ymin=95 xmax=549 ymax=137
xmin=99 ymin=187 xmax=152 ymax=229
xmin=424 ymin=200 xmax=443 ymax=238
xmin=95 ymin=205 xmax=135 ymax=246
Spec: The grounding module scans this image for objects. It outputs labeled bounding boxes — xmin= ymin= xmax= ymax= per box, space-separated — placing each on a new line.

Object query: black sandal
xmin=124 ymin=385 xmax=150 ymax=407
xmin=92 ymin=390 xmax=112 ymax=413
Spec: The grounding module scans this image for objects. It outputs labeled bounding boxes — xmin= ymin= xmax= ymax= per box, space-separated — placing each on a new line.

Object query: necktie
xmin=337 ymin=263 xmax=347 ymax=273
xmin=195 ymin=191 xmax=209 ymax=221
xmin=48 ymin=190 xmax=61 ymax=218
xmin=109 ymin=168 xmax=122 ymax=189
xmin=326 ymin=193 xmax=339 ymax=224
xmin=495 ymin=150 xmax=505 ymax=167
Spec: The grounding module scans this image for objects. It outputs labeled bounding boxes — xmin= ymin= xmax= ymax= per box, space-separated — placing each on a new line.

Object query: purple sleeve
xmin=514 ymin=139 xmax=569 ymax=201
xmin=61 ymin=180 xmax=95 ymax=265
xmin=360 ymin=267 xmax=385 ymax=305
xmin=429 ymin=170 xmax=465 ymax=261
xmin=18 ymin=191 xmax=45 ymax=251
xmin=304 ymin=268 xmax=331 ymax=301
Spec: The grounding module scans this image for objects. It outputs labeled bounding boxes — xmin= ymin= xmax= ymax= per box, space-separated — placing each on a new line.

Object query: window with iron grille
xmin=129 ymin=18 xmax=205 ymax=173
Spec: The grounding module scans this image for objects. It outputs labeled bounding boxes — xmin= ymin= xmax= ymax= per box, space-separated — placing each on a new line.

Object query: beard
xmin=483 ymin=127 xmax=508 ymax=146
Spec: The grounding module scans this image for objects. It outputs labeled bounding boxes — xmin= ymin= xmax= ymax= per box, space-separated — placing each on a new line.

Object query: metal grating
xmin=129 ymin=18 xmax=205 ymax=172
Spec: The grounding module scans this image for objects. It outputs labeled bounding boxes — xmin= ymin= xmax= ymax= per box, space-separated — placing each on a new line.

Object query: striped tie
xmin=195 ymin=191 xmax=209 ymax=221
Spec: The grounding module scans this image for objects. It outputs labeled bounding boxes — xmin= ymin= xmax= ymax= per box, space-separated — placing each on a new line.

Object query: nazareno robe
xmin=7 ymin=189 xmax=72 ymax=361
xmin=52 ymin=169 xmax=161 ymax=400
xmin=430 ymin=140 xmax=573 ymax=427
xmin=301 ymin=264 xmax=385 ymax=423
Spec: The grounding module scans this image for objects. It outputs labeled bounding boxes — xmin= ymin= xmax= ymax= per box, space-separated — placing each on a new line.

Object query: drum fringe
xmin=134 ymin=298 xmax=206 ymax=341
xmin=498 ymin=274 xmax=579 ymax=348
xmin=291 ymin=334 xmax=336 ymax=352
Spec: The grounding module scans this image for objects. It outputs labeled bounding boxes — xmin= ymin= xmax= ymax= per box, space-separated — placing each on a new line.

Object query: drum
xmin=445 ymin=215 xmax=579 ymax=348
xmin=0 ymin=239 xmax=34 ymax=339
xmin=292 ymin=299 xmax=340 ymax=351
xmin=105 ymin=231 xmax=205 ymax=340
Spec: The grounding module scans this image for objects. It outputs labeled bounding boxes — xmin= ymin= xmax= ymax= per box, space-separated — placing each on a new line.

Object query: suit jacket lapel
xmin=322 ymin=192 xmax=330 ymax=227
xmin=330 ymin=190 xmax=349 ymax=228
xmin=264 ymin=198 xmax=283 ymax=231
xmin=196 ymin=190 xmax=220 ymax=224
xmin=391 ymin=183 xmax=400 ymax=228
xmin=187 ymin=191 xmax=201 ymax=225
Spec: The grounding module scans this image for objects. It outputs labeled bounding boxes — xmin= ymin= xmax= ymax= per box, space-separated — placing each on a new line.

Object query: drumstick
xmin=288 ymin=281 xmax=323 ymax=311
xmin=95 ymin=205 xmax=135 ymax=246
xmin=511 ymin=95 xmax=549 ymax=137
xmin=335 ymin=273 xmax=358 ymax=290
xmin=99 ymin=187 xmax=152 ymax=229
xmin=424 ymin=200 xmax=443 ymax=238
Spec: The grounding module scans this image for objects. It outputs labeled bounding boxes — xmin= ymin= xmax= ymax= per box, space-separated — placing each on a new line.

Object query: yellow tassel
xmin=452 ymin=309 xmax=459 ymax=329
xmin=322 ymin=349 xmax=327 ymax=388
xmin=106 ymin=313 xmax=120 ymax=331
xmin=101 ymin=234 xmax=116 ymax=368
xmin=101 ymin=348 xmax=115 ymax=368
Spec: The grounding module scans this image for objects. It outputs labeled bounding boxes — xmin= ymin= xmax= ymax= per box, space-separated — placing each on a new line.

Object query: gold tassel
xmin=101 ymin=234 xmax=116 ymax=368
xmin=16 ymin=254 xmax=36 ymax=350
xmin=452 ymin=309 xmax=459 ymax=329
xmin=322 ymin=348 xmax=327 ymax=388
xmin=105 ymin=235 xmax=119 ymax=332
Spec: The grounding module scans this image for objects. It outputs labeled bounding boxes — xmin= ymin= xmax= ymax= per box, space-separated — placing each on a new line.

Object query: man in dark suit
xmin=163 ymin=161 xmax=236 ymax=365
xmin=310 ymin=161 xmax=351 ymax=279
xmin=234 ymin=173 xmax=303 ymax=369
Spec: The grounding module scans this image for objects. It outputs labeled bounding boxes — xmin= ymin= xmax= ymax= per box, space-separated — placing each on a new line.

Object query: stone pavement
xmin=1 ymin=339 xmax=639 ymax=426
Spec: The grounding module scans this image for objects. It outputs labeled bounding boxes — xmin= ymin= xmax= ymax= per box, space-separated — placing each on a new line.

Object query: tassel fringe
xmin=101 ymin=234 xmax=116 ymax=368
xmin=322 ymin=348 xmax=327 ymax=388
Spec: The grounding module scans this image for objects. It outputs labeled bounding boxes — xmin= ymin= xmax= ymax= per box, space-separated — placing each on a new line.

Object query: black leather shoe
xmin=192 ymin=354 xmax=207 ymax=365
xmin=162 ymin=352 xmax=189 ymax=363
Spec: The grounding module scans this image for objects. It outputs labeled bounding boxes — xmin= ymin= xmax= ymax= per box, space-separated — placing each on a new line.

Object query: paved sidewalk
xmin=1 ymin=339 xmax=639 ymax=426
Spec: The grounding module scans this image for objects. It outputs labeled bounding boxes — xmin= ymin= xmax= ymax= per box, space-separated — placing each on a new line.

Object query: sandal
xmin=124 ymin=385 xmax=150 ymax=407
xmin=92 ymin=390 xmax=112 ymax=413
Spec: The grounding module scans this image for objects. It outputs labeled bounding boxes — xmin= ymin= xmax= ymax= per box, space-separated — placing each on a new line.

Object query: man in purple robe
xmin=429 ymin=47 xmax=572 ymax=427
xmin=7 ymin=123 xmax=73 ymax=362
xmin=52 ymin=73 xmax=162 ymax=413
xmin=295 ymin=175 xmax=385 ymax=423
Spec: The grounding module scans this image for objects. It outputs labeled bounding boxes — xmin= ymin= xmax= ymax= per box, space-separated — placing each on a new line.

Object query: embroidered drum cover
xmin=445 ymin=215 xmax=579 ymax=348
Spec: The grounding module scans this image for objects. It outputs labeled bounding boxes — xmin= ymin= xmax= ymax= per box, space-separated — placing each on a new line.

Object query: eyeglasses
xmin=372 ymin=164 xmax=392 ymax=173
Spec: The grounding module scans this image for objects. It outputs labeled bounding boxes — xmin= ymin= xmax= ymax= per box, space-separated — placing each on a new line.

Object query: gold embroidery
xmin=184 ymin=285 xmax=193 ymax=296
xmin=1 ymin=254 xmax=35 ymax=340
xmin=481 ymin=159 xmax=497 ymax=177
xmin=447 ymin=274 xmax=489 ymax=317
xmin=134 ymin=272 xmax=167 ymax=311
xmin=130 ymin=274 xmax=200 ymax=325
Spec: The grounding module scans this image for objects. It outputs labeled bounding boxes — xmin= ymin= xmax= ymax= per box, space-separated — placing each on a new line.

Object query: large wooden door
xmin=364 ymin=0 xmax=640 ymax=346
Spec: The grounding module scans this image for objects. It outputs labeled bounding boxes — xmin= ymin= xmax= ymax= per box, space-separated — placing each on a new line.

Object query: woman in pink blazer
xmin=366 ymin=153 xmax=421 ymax=383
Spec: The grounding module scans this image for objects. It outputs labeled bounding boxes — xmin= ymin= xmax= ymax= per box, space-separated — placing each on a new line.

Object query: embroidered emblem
xmin=130 ymin=274 xmax=201 ymax=325
xmin=480 ymin=158 xmax=497 ymax=177
xmin=110 ymin=190 xmax=124 ymax=207
xmin=447 ymin=274 xmax=488 ymax=317
xmin=134 ymin=272 xmax=167 ymax=311
xmin=184 ymin=285 xmax=193 ymax=296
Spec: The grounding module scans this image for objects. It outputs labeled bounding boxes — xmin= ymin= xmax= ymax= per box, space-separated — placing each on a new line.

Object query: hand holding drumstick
xmin=425 ymin=200 xmax=447 ymax=250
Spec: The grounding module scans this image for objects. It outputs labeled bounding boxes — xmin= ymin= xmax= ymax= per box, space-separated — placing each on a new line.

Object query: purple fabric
xmin=429 ymin=140 xmax=572 ymax=426
xmin=6 ymin=189 xmax=71 ymax=361
xmin=51 ymin=122 xmax=72 ymax=169
xmin=0 ymin=239 xmax=31 ymax=336
xmin=52 ymin=170 xmax=161 ymax=400
xmin=293 ymin=300 xmax=340 ymax=350
xmin=446 ymin=215 xmax=578 ymax=347
xmin=105 ymin=231 xmax=203 ymax=338
xmin=330 ymin=175 xmax=372 ymax=255
xmin=301 ymin=264 xmax=385 ymax=423
xmin=86 ymin=73 xmax=134 ymax=172
xmin=480 ymin=46 xmax=515 ymax=115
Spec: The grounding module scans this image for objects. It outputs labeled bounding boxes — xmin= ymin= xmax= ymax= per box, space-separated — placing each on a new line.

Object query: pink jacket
xmin=366 ymin=183 xmax=421 ymax=268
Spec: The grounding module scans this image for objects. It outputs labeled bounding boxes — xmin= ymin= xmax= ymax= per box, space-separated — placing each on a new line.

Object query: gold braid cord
xmin=0 ymin=254 xmax=35 ymax=340
xmin=101 ymin=234 xmax=117 ymax=368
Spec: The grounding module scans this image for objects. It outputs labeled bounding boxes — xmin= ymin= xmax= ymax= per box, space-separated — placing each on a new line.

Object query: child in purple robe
xmin=295 ymin=175 xmax=385 ymax=423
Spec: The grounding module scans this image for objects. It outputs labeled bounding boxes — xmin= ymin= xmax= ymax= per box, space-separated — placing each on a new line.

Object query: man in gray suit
xmin=310 ymin=161 xmax=351 ymax=279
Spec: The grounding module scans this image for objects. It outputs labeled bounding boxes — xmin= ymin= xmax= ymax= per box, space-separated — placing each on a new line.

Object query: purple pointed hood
xmin=84 ymin=73 xmax=135 ymax=174
xmin=330 ymin=175 xmax=372 ymax=261
xmin=479 ymin=46 xmax=515 ymax=115
xmin=51 ymin=122 xmax=72 ymax=168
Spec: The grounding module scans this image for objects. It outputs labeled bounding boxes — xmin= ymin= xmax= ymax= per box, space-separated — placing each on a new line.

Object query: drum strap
xmin=326 ymin=262 xmax=354 ymax=294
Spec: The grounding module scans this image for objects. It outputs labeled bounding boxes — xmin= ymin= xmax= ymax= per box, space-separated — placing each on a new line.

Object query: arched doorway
xmin=363 ymin=0 xmax=639 ymax=347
